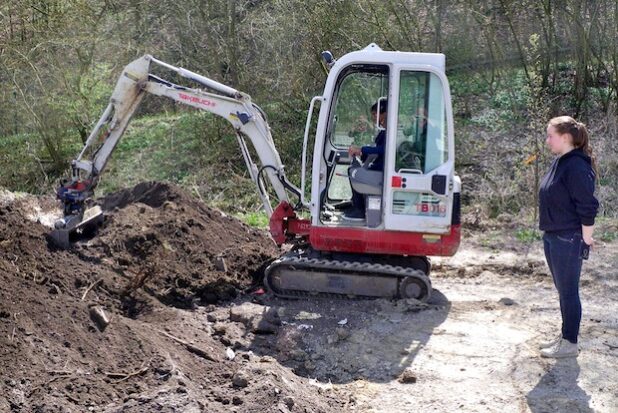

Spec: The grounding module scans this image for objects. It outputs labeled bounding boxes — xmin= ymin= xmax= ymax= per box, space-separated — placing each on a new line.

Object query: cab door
xmin=383 ymin=67 xmax=455 ymax=234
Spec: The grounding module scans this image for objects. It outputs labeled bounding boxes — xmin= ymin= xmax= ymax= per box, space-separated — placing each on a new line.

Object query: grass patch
xmin=515 ymin=228 xmax=542 ymax=243
xmin=597 ymin=230 xmax=618 ymax=243
xmin=236 ymin=211 xmax=270 ymax=228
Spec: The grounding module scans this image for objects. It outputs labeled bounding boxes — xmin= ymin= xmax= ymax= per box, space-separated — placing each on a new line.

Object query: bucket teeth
xmin=49 ymin=206 xmax=104 ymax=249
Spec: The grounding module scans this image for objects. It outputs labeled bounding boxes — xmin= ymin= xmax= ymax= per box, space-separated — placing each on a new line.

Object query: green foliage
xmin=1 ymin=0 xmax=618 ymax=222
xmin=236 ymin=211 xmax=270 ymax=228
xmin=598 ymin=231 xmax=618 ymax=243
xmin=515 ymin=228 xmax=542 ymax=243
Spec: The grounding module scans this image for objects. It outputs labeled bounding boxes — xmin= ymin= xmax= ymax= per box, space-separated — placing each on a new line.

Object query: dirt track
xmin=0 ymin=182 xmax=616 ymax=412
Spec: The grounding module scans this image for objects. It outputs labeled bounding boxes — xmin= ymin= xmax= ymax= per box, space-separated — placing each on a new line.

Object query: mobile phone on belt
xmin=580 ymin=242 xmax=590 ymax=260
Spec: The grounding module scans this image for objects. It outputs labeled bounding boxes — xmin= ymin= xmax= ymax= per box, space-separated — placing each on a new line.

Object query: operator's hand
xmin=583 ymin=234 xmax=594 ymax=247
xmin=348 ymin=145 xmax=362 ymax=157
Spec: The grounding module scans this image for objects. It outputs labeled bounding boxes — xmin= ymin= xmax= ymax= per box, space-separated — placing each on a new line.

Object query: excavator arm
xmin=52 ymin=55 xmax=307 ymax=248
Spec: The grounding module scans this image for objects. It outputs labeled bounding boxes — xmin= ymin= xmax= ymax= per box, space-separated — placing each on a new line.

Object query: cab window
xmin=395 ymin=71 xmax=448 ymax=173
xmin=329 ymin=65 xmax=389 ymax=148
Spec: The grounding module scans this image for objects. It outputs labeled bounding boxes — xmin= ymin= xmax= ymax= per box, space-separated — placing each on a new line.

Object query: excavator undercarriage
xmin=265 ymin=248 xmax=432 ymax=302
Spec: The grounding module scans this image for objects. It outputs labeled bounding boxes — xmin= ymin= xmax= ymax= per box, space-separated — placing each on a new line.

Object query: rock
xmin=479 ymin=270 xmax=497 ymax=278
xmin=304 ymin=360 xmax=315 ymax=371
xmin=226 ymin=347 xmax=236 ymax=360
xmin=282 ymin=396 xmax=295 ymax=409
xmin=229 ymin=302 xmax=280 ymax=334
xmin=88 ymin=305 xmax=110 ymax=332
xmin=294 ymin=311 xmax=321 ymax=320
xmin=252 ymin=319 xmax=279 ymax=334
xmin=498 ymin=297 xmax=516 ymax=306
xmin=232 ymin=396 xmax=243 ymax=405
xmin=336 ymin=327 xmax=350 ymax=341
xmin=289 ymin=349 xmax=307 ymax=361
xmin=214 ymin=256 xmax=227 ymax=272
xmin=389 ymin=314 xmax=403 ymax=323
xmin=230 ymin=302 xmax=267 ymax=323
xmin=403 ymin=298 xmax=428 ymax=312
xmin=398 ymin=369 xmax=417 ymax=384
xmin=162 ymin=201 xmax=177 ymax=210
xmin=232 ymin=371 xmax=249 ymax=388
xmin=213 ymin=323 xmax=227 ymax=336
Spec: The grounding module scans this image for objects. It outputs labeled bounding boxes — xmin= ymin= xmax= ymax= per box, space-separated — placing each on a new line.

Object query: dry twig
xmin=105 ymin=360 xmax=151 ymax=384
xmin=81 ymin=279 xmax=103 ymax=301
xmin=158 ymin=330 xmax=217 ymax=362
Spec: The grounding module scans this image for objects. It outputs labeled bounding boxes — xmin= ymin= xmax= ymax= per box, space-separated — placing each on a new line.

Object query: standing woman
xmin=538 ymin=116 xmax=599 ymax=358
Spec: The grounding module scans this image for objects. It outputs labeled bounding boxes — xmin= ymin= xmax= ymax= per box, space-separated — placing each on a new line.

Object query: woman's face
xmin=546 ymin=125 xmax=573 ymax=155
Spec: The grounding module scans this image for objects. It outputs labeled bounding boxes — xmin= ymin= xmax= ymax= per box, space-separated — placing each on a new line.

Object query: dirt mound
xmin=0 ymin=183 xmax=346 ymax=412
xmin=79 ymin=181 xmax=279 ymax=308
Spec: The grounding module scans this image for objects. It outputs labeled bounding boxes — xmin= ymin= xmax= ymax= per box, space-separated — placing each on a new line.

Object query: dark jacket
xmin=539 ymin=148 xmax=599 ymax=232
xmin=361 ymin=129 xmax=386 ymax=171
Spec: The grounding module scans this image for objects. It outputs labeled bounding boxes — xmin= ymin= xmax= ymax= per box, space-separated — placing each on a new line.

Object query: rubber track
xmin=264 ymin=253 xmax=432 ymax=301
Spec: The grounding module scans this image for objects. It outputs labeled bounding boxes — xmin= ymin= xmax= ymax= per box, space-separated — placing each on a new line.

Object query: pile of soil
xmin=0 ymin=182 xmax=347 ymax=412
xmin=80 ymin=181 xmax=279 ymax=307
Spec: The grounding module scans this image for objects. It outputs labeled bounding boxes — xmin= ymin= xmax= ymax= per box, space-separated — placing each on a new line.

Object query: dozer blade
xmin=49 ymin=205 xmax=104 ymax=249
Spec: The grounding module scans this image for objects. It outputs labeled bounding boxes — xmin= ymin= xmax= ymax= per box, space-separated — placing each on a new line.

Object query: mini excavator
xmin=51 ymin=44 xmax=461 ymax=302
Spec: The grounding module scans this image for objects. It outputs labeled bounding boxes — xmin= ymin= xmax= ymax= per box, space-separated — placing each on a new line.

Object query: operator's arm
xmin=360 ymin=145 xmax=385 ymax=156
xmin=360 ymin=130 xmax=386 ymax=156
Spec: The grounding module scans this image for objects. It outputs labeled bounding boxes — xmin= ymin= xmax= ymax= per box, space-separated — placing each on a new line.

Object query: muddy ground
xmin=1 ymin=182 xmax=616 ymax=412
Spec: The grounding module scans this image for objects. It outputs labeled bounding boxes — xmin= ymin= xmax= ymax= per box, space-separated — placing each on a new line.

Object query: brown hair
xmin=548 ymin=116 xmax=598 ymax=174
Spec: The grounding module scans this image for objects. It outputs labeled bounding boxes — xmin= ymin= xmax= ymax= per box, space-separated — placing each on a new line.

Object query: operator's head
xmin=415 ymin=107 xmax=428 ymax=129
xmin=371 ymin=98 xmax=388 ymax=128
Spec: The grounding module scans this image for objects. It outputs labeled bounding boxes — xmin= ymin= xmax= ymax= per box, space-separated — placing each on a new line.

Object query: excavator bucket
xmin=49 ymin=205 xmax=104 ymax=249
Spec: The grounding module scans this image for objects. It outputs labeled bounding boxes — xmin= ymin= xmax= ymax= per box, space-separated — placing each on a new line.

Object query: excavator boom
xmin=51 ymin=55 xmax=304 ymax=248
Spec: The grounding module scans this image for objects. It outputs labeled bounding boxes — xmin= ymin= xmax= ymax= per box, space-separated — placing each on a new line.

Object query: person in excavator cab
xmin=344 ymin=98 xmax=388 ymax=220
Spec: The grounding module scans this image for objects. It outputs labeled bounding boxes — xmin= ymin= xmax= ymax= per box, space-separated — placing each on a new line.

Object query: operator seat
xmin=348 ymin=155 xmax=383 ymax=196
xmin=348 ymin=167 xmax=383 ymax=195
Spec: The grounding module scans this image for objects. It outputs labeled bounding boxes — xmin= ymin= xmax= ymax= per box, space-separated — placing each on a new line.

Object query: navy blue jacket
xmin=361 ymin=130 xmax=386 ymax=171
xmin=539 ymin=148 xmax=599 ymax=232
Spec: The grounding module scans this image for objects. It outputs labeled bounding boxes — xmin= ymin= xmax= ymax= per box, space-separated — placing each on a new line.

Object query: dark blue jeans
xmin=543 ymin=230 xmax=584 ymax=343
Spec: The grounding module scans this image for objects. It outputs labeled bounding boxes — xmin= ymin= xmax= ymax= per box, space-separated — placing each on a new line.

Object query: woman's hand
xmin=582 ymin=225 xmax=594 ymax=247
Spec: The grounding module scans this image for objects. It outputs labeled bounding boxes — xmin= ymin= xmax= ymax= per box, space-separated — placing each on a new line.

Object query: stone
xmin=498 ymin=297 xmax=516 ymax=306
xmin=213 ymin=323 xmax=227 ymax=336
xmin=336 ymin=327 xmax=350 ymax=341
xmin=214 ymin=256 xmax=227 ymax=272
xmin=232 ymin=371 xmax=249 ymax=388
xmin=398 ymin=369 xmax=417 ymax=384
xmin=282 ymin=396 xmax=295 ymax=409
xmin=289 ymin=349 xmax=307 ymax=361
xmin=230 ymin=302 xmax=267 ymax=323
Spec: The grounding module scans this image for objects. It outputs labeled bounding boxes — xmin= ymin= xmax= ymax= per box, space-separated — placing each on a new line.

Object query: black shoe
xmin=343 ymin=208 xmax=365 ymax=220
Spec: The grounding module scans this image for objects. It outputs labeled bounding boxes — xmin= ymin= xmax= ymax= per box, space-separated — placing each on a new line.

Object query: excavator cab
xmin=305 ymin=44 xmax=461 ymax=257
